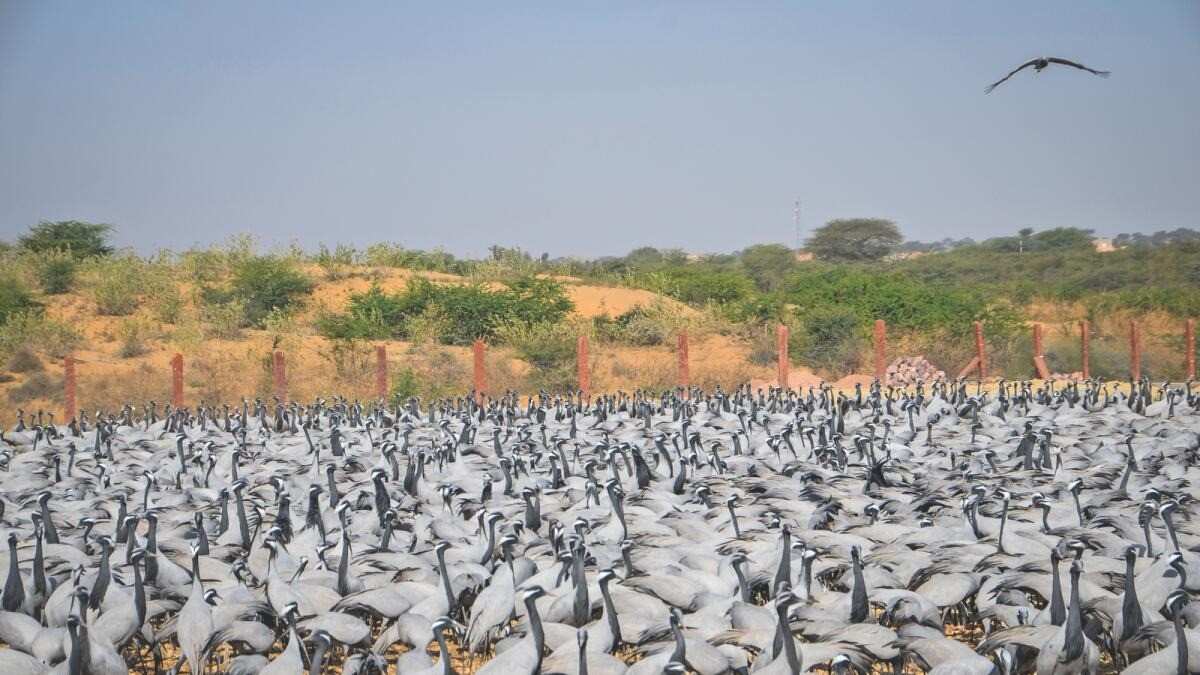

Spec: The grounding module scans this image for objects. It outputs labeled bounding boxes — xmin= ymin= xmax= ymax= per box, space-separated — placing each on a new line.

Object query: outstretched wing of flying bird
xmin=1045 ymin=57 xmax=1111 ymax=77
xmin=984 ymin=59 xmax=1041 ymax=93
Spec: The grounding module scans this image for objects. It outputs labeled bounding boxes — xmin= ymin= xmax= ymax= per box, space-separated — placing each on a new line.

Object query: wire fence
xmin=37 ymin=318 xmax=1196 ymax=423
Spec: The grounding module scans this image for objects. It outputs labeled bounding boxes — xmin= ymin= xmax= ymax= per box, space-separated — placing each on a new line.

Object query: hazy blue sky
xmin=1 ymin=2 xmax=1197 ymax=257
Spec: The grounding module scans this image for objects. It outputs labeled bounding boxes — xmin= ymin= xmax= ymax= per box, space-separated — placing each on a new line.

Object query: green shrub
xmin=790 ymin=306 xmax=865 ymax=377
xmin=116 ymin=317 xmax=155 ymax=358
xmin=783 ymin=264 xmax=1024 ymax=341
xmin=0 ymin=311 xmax=82 ymax=361
xmin=496 ymin=321 xmax=576 ymax=369
xmin=389 ymin=367 xmax=420 ymax=403
xmin=0 ymin=275 xmax=40 ymax=324
xmin=86 ymin=255 xmax=146 ymax=315
xmin=6 ymin=347 xmax=43 ymax=373
xmin=318 ymin=277 xmax=573 ymax=345
xmin=230 ymin=257 xmax=314 ymax=327
xmin=8 ymin=372 xmax=61 ymax=404
xmin=34 ymin=251 xmax=78 ymax=294
xmin=362 ymin=244 xmax=464 ymax=273
xmin=314 ymin=244 xmax=357 ymax=280
xmin=19 ymin=220 xmax=113 ymax=258
xmin=747 ymin=326 xmax=778 ymax=367
xmin=148 ymin=282 xmax=185 ymax=324
xmin=631 ymin=266 xmax=756 ymax=306
xmin=200 ymin=297 xmax=245 ymax=339
xmin=608 ymin=305 xmax=670 ymax=346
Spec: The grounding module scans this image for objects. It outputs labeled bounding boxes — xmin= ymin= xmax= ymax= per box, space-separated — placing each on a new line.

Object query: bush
xmin=200 ymin=297 xmax=245 ymax=339
xmin=6 ymin=347 xmax=43 ymax=373
xmin=318 ymin=277 xmax=574 ymax=345
xmin=34 ymin=251 xmax=78 ymax=294
xmin=783 ymin=265 xmax=1024 ymax=341
xmin=230 ymin=257 xmax=314 ymax=327
xmin=389 ymin=367 xmax=420 ymax=403
xmin=19 ymin=220 xmax=113 ymax=258
xmin=0 ymin=312 xmax=81 ymax=361
xmin=116 ymin=318 xmax=155 ymax=358
xmin=496 ymin=321 xmax=577 ymax=369
xmin=314 ymin=244 xmax=357 ymax=280
xmin=148 ymin=283 xmax=185 ymax=324
xmin=362 ymin=244 xmax=464 ymax=273
xmin=806 ymin=218 xmax=902 ymax=261
xmin=0 ymin=275 xmax=40 ymax=324
xmin=790 ymin=306 xmax=865 ymax=377
xmin=8 ymin=372 xmax=61 ymax=404
xmin=86 ymin=255 xmax=146 ymax=315
xmin=632 ymin=266 xmax=756 ymax=306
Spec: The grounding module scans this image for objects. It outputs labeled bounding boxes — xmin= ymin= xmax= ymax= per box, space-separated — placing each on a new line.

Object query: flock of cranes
xmin=0 ymin=375 xmax=1195 ymax=674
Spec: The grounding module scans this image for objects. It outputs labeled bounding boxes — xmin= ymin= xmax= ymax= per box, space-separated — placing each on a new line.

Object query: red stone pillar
xmin=677 ymin=331 xmax=690 ymax=392
xmin=873 ymin=320 xmax=887 ymax=379
xmin=1080 ymin=321 xmax=1090 ymax=380
xmin=272 ymin=350 xmax=287 ymax=401
xmin=473 ymin=339 xmax=486 ymax=398
xmin=63 ymin=356 xmax=76 ymax=422
xmin=577 ymin=334 xmax=590 ymax=396
xmin=171 ymin=353 xmax=184 ymax=407
xmin=375 ymin=345 xmax=388 ymax=399
xmin=1032 ymin=324 xmax=1050 ymax=380
xmin=776 ymin=324 xmax=789 ymax=388
xmin=974 ymin=321 xmax=987 ymax=379
xmin=1186 ymin=319 xmax=1196 ymax=381
xmin=1129 ymin=321 xmax=1141 ymax=381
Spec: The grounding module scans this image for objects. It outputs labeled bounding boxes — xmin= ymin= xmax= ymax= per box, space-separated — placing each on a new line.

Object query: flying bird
xmin=985 ymin=57 xmax=1110 ymax=93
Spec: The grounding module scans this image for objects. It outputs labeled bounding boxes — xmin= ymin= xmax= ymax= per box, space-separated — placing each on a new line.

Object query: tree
xmin=230 ymin=257 xmax=315 ymax=327
xmin=1029 ymin=227 xmax=1094 ymax=251
xmin=805 ymin=219 xmax=903 ymax=261
xmin=19 ymin=220 xmax=114 ymax=258
xmin=739 ymin=243 xmax=795 ymax=291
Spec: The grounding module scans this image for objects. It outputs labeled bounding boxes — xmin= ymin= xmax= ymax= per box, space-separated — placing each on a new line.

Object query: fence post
xmin=873 ymin=320 xmax=887 ymax=380
xmin=63 ymin=355 xmax=76 ymax=422
xmin=272 ymin=350 xmax=287 ymax=401
xmin=1186 ymin=319 xmax=1196 ymax=381
xmin=1032 ymin=324 xmax=1050 ymax=380
xmin=776 ymin=324 xmax=789 ymax=388
xmin=171 ymin=353 xmax=184 ymax=407
xmin=974 ymin=321 xmax=987 ymax=380
xmin=577 ymin=334 xmax=590 ymax=396
xmin=1129 ymin=321 xmax=1141 ymax=381
xmin=677 ymin=331 xmax=690 ymax=393
xmin=473 ymin=339 xmax=486 ymax=399
xmin=375 ymin=345 xmax=388 ymax=399
xmin=1080 ymin=320 xmax=1090 ymax=380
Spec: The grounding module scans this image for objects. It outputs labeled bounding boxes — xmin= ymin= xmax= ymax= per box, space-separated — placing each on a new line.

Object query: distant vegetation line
xmin=0 ymin=219 xmax=1197 ymax=402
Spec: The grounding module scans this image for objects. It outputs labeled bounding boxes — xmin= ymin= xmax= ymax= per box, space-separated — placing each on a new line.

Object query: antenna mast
xmin=793 ymin=198 xmax=802 ymax=250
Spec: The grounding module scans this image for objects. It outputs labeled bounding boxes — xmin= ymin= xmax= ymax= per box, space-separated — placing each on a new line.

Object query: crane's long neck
xmin=1175 ymin=609 xmax=1188 ymax=675
xmin=599 ymin=577 xmax=622 ymax=653
xmin=525 ymin=595 xmax=546 ymax=672
xmin=773 ymin=530 xmax=791 ymax=598
xmin=732 ymin=563 xmax=751 ymax=603
xmin=997 ymin=500 xmax=1009 ymax=554
xmin=436 ymin=548 xmax=456 ymax=617
xmin=1063 ymin=568 xmax=1085 ymax=660
xmin=436 ymin=627 xmax=453 ymax=675
xmin=849 ymin=554 xmax=868 ymax=623
xmin=235 ymin=490 xmax=251 ymax=550
xmin=337 ymin=533 xmax=352 ymax=596
xmin=1050 ymin=558 xmax=1066 ymax=626
xmin=308 ymin=639 xmax=328 ymax=675
xmin=776 ymin=602 xmax=801 ymax=673
xmin=1120 ymin=555 xmax=1143 ymax=640
xmin=572 ymin=549 xmax=589 ymax=627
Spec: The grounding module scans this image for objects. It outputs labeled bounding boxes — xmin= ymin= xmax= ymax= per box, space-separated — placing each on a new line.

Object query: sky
xmin=1 ymin=2 xmax=1198 ymax=258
